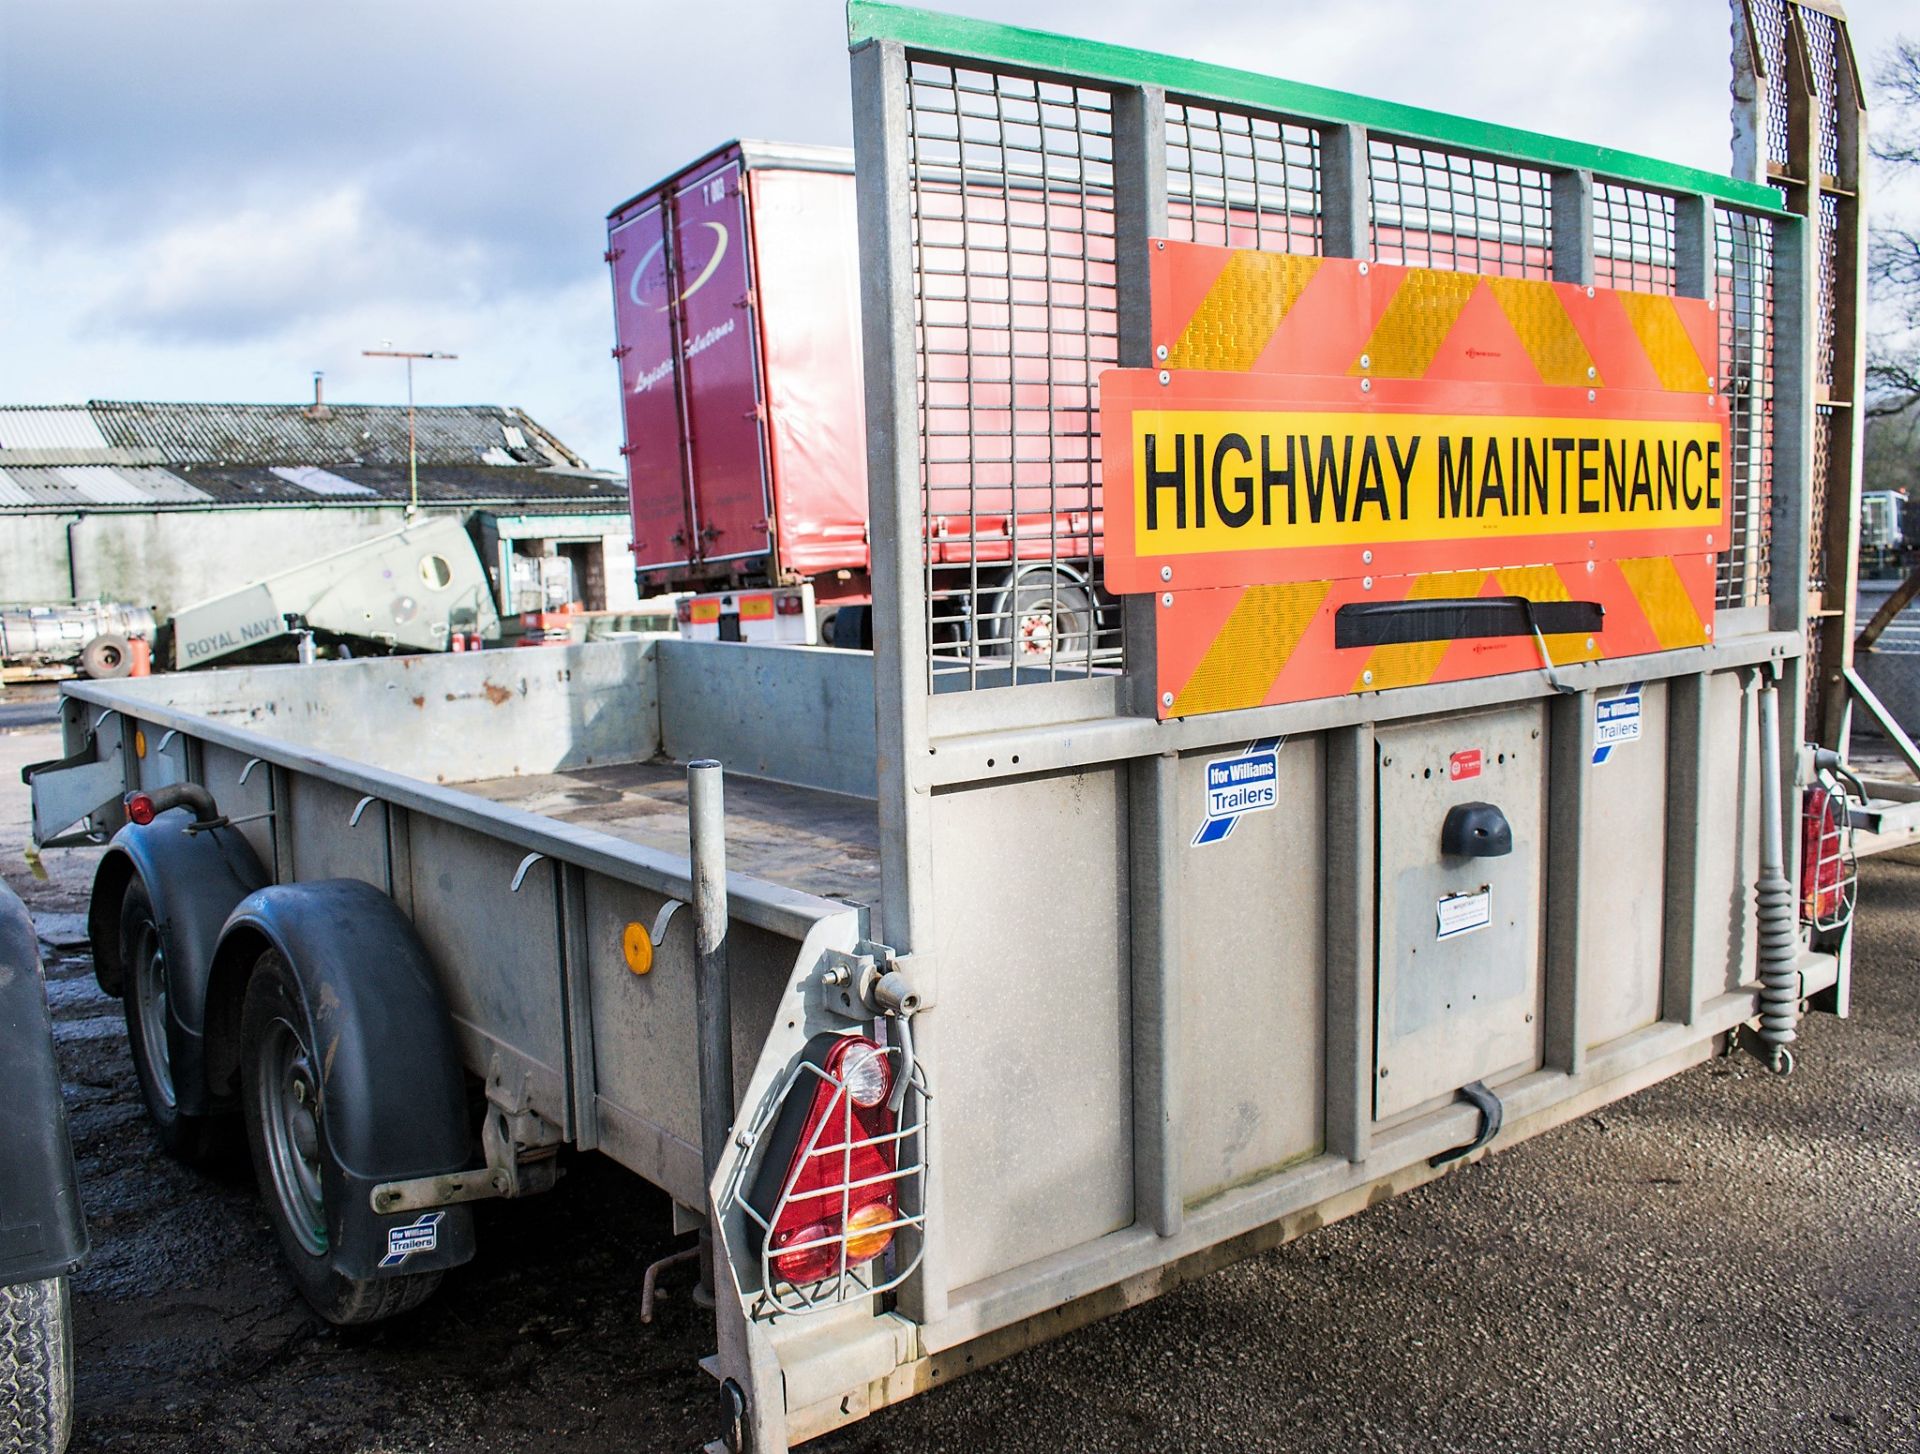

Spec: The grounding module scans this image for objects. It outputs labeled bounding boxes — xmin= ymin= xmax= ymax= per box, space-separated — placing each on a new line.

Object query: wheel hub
xmin=258 ymin=1025 xmax=328 ymax=1255
xmin=134 ymin=927 xmax=176 ymax=1110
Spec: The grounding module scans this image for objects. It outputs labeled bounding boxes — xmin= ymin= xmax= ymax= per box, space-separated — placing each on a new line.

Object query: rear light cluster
xmin=1799 ymin=784 xmax=1855 ymax=932
xmin=774 ymin=593 xmax=806 ymax=617
xmin=125 ymin=791 xmax=157 ymax=825
xmin=745 ymin=1033 xmax=914 ymax=1293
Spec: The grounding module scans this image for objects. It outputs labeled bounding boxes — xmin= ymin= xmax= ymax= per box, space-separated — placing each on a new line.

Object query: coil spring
xmin=1754 ymin=863 xmax=1799 ymax=1075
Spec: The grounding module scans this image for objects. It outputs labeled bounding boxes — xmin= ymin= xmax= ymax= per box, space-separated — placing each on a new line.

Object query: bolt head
xmin=1587 ymin=389 xmax=1597 ymax=402
xmin=1361 ymin=378 xmax=1372 ymax=393
xmin=1587 ymin=366 xmax=1596 ymax=380
xmin=1358 ymin=262 xmax=1369 ymax=275
xmin=1362 ymin=549 xmax=1373 ymax=564
xmin=1363 ymin=575 xmax=1373 ymax=590
xmin=1586 ymin=560 xmax=1596 ymax=573
xmin=1155 ymin=239 xmax=1165 ymax=250
xmin=1155 ymin=344 xmax=1168 ymax=360
xmin=1585 ymin=637 xmax=1595 ymax=651
xmin=1160 ymin=564 xmax=1172 ymax=581
xmin=1161 ymin=592 xmax=1173 ymax=607
xmin=1359 ymin=353 xmax=1372 ymax=369
xmin=1586 ymin=286 xmax=1595 ymax=298
xmin=1161 ymin=692 xmax=1174 ymax=708
xmin=1158 ymin=370 xmax=1171 ymax=386
xmin=1363 ymin=670 xmax=1374 ymax=685
xmin=1705 ymin=623 xmax=1714 ymax=637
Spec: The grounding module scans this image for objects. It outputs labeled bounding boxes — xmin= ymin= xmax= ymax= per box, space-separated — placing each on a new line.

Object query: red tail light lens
xmin=1800 ymin=785 xmax=1843 ymax=922
xmin=775 ymin=593 xmax=805 ymax=616
xmin=125 ymin=791 xmax=156 ymax=825
xmin=750 ymin=1034 xmax=900 ymax=1286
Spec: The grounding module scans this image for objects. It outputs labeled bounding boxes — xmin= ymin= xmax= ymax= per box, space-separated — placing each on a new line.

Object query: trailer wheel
xmin=239 ymin=948 xmax=441 ymax=1325
xmin=985 ymin=566 xmax=1096 ymax=665
xmin=0 ymin=1275 xmax=74 ymax=1454
xmin=828 ymin=605 xmax=873 ymax=650
xmin=119 ymin=877 xmax=232 ymax=1165
xmin=78 ymin=633 xmax=133 ymax=680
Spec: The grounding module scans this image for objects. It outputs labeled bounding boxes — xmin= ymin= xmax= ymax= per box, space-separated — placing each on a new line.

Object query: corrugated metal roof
xmin=268 ymin=464 xmax=377 ymax=498
xmin=53 ymin=466 xmax=158 ymax=506
xmin=84 ymin=400 xmax=586 ymax=469
xmin=0 ymin=408 xmax=111 ymax=451
xmin=0 ymin=401 xmax=616 ymax=514
xmin=0 ymin=463 xmax=620 ymax=511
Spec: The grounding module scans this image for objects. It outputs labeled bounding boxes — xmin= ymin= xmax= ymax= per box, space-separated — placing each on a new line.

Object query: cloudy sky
xmin=1 ymin=1 xmax=1912 ymax=470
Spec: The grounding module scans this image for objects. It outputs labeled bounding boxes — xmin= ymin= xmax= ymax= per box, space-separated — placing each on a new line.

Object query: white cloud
xmin=76 ymin=184 xmax=488 ymax=343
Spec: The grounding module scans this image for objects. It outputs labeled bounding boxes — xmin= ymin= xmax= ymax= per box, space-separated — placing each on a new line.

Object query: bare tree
xmin=1869 ymin=38 xmax=1920 ymax=416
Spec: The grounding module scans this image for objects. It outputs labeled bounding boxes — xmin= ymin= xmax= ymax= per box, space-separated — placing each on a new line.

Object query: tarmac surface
xmin=1 ymin=716 xmax=1914 ymax=1454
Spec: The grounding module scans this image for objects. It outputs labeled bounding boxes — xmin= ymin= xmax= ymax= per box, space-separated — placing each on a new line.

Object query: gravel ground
xmin=3 ymin=719 xmax=1914 ymax=1454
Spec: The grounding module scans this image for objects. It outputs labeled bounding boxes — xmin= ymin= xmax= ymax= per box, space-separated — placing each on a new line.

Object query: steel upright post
xmin=689 ymin=758 xmax=734 ymax=1297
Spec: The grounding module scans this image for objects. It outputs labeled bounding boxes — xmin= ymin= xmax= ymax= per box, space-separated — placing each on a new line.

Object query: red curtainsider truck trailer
xmin=607 ymin=145 xmax=869 ymax=597
xmin=607 ymin=139 xmax=1119 ymax=665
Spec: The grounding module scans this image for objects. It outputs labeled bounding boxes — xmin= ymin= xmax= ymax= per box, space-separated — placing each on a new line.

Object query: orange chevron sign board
xmin=1098 ymin=241 xmax=1730 ymax=720
xmin=1154 ymin=554 xmax=1717 ymax=718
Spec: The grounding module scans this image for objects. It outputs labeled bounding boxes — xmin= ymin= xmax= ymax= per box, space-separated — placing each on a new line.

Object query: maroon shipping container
xmin=607 ymin=142 xmax=868 ymax=594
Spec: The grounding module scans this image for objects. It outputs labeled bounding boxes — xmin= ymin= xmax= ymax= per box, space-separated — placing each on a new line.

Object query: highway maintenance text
xmin=1132 ymin=410 xmax=1725 ymax=555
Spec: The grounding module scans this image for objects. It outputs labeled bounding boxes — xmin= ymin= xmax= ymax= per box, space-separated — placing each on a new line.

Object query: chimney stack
xmin=306 ymin=370 xmax=332 ymax=420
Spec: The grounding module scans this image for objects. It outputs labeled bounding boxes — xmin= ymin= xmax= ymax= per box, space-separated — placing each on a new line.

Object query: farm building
xmin=0 ymin=398 xmax=636 ymax=620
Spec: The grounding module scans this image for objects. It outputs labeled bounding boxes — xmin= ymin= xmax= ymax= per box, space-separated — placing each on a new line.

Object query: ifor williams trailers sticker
xmin=1193 ymin=737 xmax=1283 ymax=845
xmin=1593 ymin=682 xmax=1643 ymax=765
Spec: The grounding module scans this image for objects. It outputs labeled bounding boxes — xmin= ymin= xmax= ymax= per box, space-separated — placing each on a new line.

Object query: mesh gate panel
xmin=1593 ymin=182 xmax=1677 ymax=295
xmin=895 ymin=46 xmax=1788 ymax=686
xmin=1750 ymin=0 xmax=1793 ymax=172
xmin=1715 ymin=206 xmax=1776 ymax=609
xmin=1367 ymin=138 xmax=1554 ymax=279
xmin=1164 ymin=102 xmax=1321 ymax=255
xmin=906 ymin=60 xmax=1120 ymax=691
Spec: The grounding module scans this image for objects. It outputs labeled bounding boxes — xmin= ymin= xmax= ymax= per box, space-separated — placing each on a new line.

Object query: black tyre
xmin=239 ymin=949 xmax=441 ymax=1325
xmin=0 ymin=1275 xmax=74 ymax=1454
xmin=984 ymin=566 xmax=1097 ymax=665
xmin=828 ymin=605 xmax=873 ymax=650
xmin=78 ymin=634 xmax=132 ymax=680
xmin=119 ymin=878 xmax=232 ymax=1165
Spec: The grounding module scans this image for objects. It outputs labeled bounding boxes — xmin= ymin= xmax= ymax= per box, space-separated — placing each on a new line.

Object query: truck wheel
xmin=986 ymin=567 xmax=1096 ymax=664
xmin=829 ymin=605 xmax=873 ymax=650
xmin=119 ymin=878 xmax=231 ymax=1165
xmin=78 ymin=634 xmax=133 ymax=680
xmin=0 ymin=1275 xmax=74 ymax=1454
xmin=239 ymin=949 xmax=441 ymax=1325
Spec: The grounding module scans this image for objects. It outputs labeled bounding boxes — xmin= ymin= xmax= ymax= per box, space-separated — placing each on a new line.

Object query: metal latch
xmin=818 ymin=943 xmax=930 ymax=1020
xmin=820 ymin=942 xmax=928 ymax=1114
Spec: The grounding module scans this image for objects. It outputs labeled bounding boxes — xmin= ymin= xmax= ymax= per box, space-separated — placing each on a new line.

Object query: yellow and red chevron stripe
xmin=1158 ymin=552 xmax=1716 ymax=719
xmin=1148 ymin=241 xmax=1717 ymax=396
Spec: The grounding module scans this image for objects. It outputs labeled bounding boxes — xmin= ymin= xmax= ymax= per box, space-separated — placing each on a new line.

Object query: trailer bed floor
xmin=461 ymin=759 xmax=881 ymax=907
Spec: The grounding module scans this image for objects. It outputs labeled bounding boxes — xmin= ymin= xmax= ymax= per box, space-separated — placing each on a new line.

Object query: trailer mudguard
xmin=0 ymin=881 xmax=87 ymax=1287
xmin=87 ymin=809 xmax=268 ymax=1116
xmin=208 ymin=880 xmax=476 ymax=1280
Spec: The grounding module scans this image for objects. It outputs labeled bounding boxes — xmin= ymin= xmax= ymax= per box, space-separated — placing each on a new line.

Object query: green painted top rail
xmin=847 ymin=2 xmax=1787 ymax=216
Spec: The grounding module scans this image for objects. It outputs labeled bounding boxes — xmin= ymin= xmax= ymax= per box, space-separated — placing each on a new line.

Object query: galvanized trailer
xmin=26 ymin=6 xmax=1866 ymax=1452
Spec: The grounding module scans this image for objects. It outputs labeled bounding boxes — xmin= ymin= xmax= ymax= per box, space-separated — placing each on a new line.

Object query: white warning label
xmin=1436 ymin=886 xmax=1493 ymax=940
